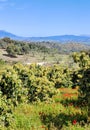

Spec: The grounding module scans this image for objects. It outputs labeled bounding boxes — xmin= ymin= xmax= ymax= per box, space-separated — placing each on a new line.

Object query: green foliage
xmin=0 ymin=68 xmax=22 ymax=105
xmin=72 ymin=52 xmax=90 ymax=68
xmin=28 ymin=76 xmax=57 ymax=102
xmin=0 ymin=91 xmax=14 ymax=128
xmin=2 ymin=38 xmax=51 ymax=56
xmin=2 ymin=37 xmax=13 ymax=43
xmin=47 ymin=65 xmax=73 ymax=88
xmin=1 ymin=56 xmax=90 ymax=129
xmin=0 ymin=59 xmax=5 ymax=65
xmin=0 ymin=40 xmax=8 ymax=49
xmin=13 ymin=63 xmax=58 ymax=103
xmin=72 ymin=51 xmax=90 ymax=120
xmin=6 ymin=44 xmax=17 ymax=57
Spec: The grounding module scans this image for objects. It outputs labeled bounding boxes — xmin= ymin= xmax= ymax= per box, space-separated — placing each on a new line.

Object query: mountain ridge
xmin=0 ymin=30 xmax=90 ymax=43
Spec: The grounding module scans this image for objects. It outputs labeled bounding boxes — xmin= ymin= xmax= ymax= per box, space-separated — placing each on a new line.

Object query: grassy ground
xmin=3 ymin=88 xmax=89 ymax=130
xmin=0 ymin=49 xmax=72 ymax=66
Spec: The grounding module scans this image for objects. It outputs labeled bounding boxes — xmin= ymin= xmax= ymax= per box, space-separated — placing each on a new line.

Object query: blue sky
xmin=0 ymin=0 xmax=90 ymax=36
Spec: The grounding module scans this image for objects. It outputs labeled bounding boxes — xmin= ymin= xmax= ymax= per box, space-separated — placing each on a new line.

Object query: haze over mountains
xmin=0 ymin=30 xmax=90 ymax=44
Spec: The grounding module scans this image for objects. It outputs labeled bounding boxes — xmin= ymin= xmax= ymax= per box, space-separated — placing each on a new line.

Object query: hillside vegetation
xmin=0 ymin=49 xmax=90 ymax=129
xmin=0 ymin=37 xmax=90 ymax=65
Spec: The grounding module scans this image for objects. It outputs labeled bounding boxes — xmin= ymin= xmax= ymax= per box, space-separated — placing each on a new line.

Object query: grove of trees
xmin=0 ymin=43 xmax=90 ymax=129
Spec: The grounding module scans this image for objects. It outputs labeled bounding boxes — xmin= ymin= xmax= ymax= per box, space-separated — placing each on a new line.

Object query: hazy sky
xmin=0 ymin=0 xmax=90 ymax=36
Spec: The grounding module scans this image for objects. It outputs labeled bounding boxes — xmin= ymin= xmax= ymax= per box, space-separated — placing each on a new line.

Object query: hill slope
xmin=0 ymin=30 xmax=24 ymax=40
xmin=0 ymin=30 xmax=90 ymax=43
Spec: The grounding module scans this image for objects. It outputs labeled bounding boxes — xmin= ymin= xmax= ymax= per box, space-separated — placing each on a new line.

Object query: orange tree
xmin=47 ymin=65 xmax=72 ymax=88
xmin=0 ymin=91 xmax=14 ymax=128
xmin=72 ymin=51 xmax=90 ymax=121
xmin=13 ymin=63 xmax=57 ymax=103
xmin=0 ymin=67 xmax=22 ymax=105
xmin=27 ymin=76 xmax=57 ymax=103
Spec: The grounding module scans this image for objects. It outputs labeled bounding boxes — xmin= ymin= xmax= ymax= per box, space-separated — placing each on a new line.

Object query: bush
xmin=72 ymin=51 xmax=90 ymax=120
xmin=47 ymin=65 xmax=73 ymax=88
xmin=28 ymin=76 xmax=57 ymax=103
xmin=0 ymin=91 xmax=14 ymax=128
xmin=0 ymin=68 xmax=22 ymax=105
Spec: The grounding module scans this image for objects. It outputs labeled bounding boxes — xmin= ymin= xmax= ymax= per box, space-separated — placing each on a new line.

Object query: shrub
xmin=72 ymin=51 xmax=90 ymax=120
xmin=0 ymin=91 xmax=14 ymax=128
xmin=28 ymin=76 xmax=57 ymax=103
xmin=47 ymin=65 xmax=72 ymax=88
xmin=0 ymin=68 xmax=22 ymax=105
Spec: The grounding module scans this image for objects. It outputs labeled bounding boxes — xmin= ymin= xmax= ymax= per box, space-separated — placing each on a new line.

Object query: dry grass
xmin=0 ymin=49 xmax=72 ymax=67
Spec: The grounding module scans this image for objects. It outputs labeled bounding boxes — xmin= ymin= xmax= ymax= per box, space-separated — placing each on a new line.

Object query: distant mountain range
xmin=0 ymin=30 xmax=90 ymax=44
xmin=0 ymin=30 xmax=24 ymax=40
